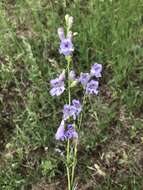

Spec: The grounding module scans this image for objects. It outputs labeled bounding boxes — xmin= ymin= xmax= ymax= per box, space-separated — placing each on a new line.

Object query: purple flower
xmin=63 ymin=99 xmax=82 ymax=121
xmin=50 ymin=72 xmax=65 ymax=96
xmin=58 ymin=24 xmax=74 ymax=56
xmin=86 ymin=80 xmax=99 ymax=95
xmin=90 ymin=63 xmax=102 ymax=78
xmin=79 ymin=72 xmax=90 ymax=88
xmin=55 ymin=122 xmax=78 ymax=141
xmin=72 ymin=99 xmax=82 ymax=116
xmin=64 ymin=124 xmax=78 ymax=139
xmin=55 ymin=120 xmax=65 ymax=141
xmin=50 ymin=79 xmax=65 ymax=96
xmin=59 ymin=38 xmax=74 ymax=56
xmin=63 ymin=104 xmax=77 ymax=120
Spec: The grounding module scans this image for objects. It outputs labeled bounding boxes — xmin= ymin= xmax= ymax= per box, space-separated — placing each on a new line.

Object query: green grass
xmin=0 ymin=0 xmax=143 ymax=189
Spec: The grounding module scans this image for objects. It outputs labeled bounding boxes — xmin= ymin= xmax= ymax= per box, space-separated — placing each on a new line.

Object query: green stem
xmin=70 ymin=94 xmax=87 ymax=188
xmin=71 ymin=141 xmax=77 ymax=188
xmin=79 ymin=94 xmax=86 ymax=129
xmin=67 ymin=56 xmax=71 ymax=105
xmin=66 ymin=56 xmax=71 ymax=190
xmin=66 ymin=139 xmax=71 ymax=190
xmin=67 ymin=167 xmax=71 ymax=190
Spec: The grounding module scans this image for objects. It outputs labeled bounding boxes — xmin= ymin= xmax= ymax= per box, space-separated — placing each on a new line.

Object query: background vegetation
xmin=0 ymin=0 xmax=143 ymax=189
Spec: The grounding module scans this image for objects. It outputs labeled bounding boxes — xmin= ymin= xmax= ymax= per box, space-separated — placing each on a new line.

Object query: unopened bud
xmin=59 ymin=70 xmax=65 ymax=81
xmin=70 ymin=80 xmax=78 ymax=88
xmin=57 ymin=27 xmax=65 ymax=40
xmin=65 ymin=14 xmax=73 ymax=30
xmin=69 ymin=70 xmax=76 ymax=80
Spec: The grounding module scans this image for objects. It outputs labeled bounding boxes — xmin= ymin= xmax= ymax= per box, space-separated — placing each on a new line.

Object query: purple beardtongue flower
xmin=90 ymin=63 xmax=102 ymax=78
xmin=65 ymin=124 xmax=78 ymax=139
xmin=86 ymin=80 xmax=99 ymax=95
xmin=55 ymin=122 xmax=78 ymax=141
xmin=50 ymin=72 xmax=65 ymax=96
xmin=50 ymin=78 xmax=65 ymax=96
xmin=50 ymin=86 xmax=65 ymax=96
xmin=79 ymin=72 xmax=90 ymax=88
xmin=63 ymin=104 xmax=77 ymax=120
xmin=59 ymin=38 xmax=74 ymax=56
xmin=63 ymin=99 xmax=82 ymax=121
xmin=72 ymin=99 xmax=82 ymax=116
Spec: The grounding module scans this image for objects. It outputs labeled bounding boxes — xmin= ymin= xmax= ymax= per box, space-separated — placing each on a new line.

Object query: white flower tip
xmin=68 ymin=16 xmax=73 ymax=26
xmin=65 ymin=14 xmax=74 ymax=29
xmin=57 ymin=27 xmax=65 ymax=40
xmin=65 ymin=14 xmax=70 ymax=22
xmin=67 ymin=31 xmax=73 ymax=39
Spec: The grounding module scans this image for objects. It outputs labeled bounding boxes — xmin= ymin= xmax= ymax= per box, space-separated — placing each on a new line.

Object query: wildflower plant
xmin=50 ymin=15 xmax=102 ymax=190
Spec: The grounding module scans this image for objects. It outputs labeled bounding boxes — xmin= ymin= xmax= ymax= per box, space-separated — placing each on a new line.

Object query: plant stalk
xmin=66 ymin=56 xmax=71 ymax=190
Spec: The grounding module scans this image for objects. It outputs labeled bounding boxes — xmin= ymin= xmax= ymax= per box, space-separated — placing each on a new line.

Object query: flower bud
xmin=67 ymin=31 xmax=72 ymax=40
xmin=57 ymin=27 xmax=65 ymax=40
xmin=65 ymin=14 xmax=69 ymax=24
xmin=69 ymin=70 xmax=76 ymax=80
xmin=65 ymin=14 xmax=73 ymax=30
xmin=68 ymin=16 xmax=73 ymax=29
xmin=59 ymin=70 xmax=65 ymax=81
xmin=70 ymin=80 xmax=78 ymax=88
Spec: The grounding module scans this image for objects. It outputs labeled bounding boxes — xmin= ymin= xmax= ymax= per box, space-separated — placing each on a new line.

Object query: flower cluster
xmin=49 ymin=14 xmax=104 ymax=190
xmin=79 ymin=63 xmax=102 ymax=95
xmin=55 ymin=121 xmax=78 ymax=141
xmin=55 ymin=99 xmax=82 ymax=141
xmin=58 ymin=15 xmax=74 ymax=56
xmin=63 ymin=99 xmax=82 ymax=121
xmin=68 ymin=63 xmax=102 ymax=95
xmin=49 ymin=15 xmax=103 ymax=142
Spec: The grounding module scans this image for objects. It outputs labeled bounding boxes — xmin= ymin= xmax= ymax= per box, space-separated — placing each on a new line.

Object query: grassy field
xmin=0 ymin=0 xmax=143 ymax=189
